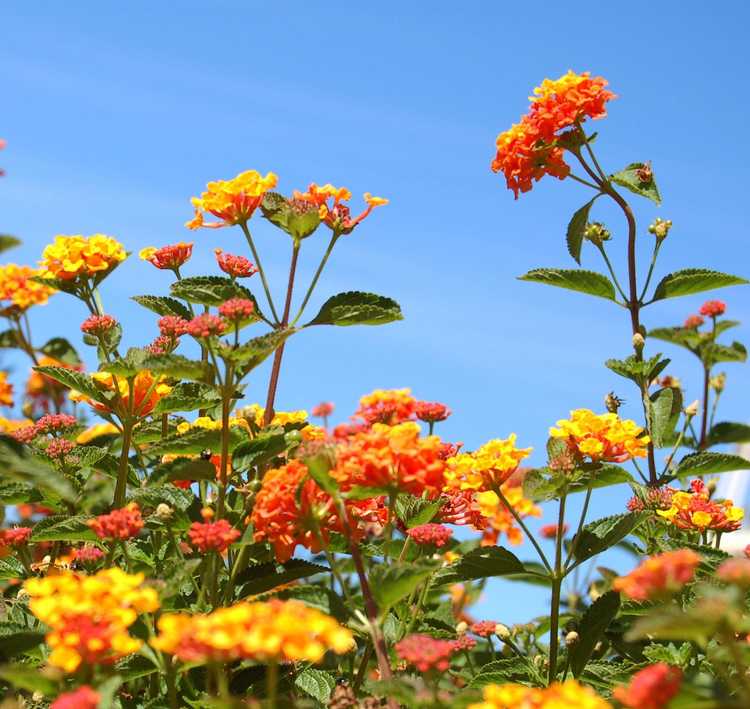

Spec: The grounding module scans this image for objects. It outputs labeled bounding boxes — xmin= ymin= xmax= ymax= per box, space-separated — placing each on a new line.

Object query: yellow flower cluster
xmin=0 ymin=416 xmax=33 ymax=434
xmin=152 ymin=599 xmax=353 ymax=664
xmin=444 ymin=435 xmax=532 ymax=491
xmin=476 ymin=488 xmax=542 ymax=545
xmin=176 ymin=415 xmax=250 ymax=435
xmin=39 ymin=234 xmax=127 ymax=282
xmin=250 ymin=405 xmax=309 ymax=428
xmin=24 ymin=569 xmax=159 ymax=672
xmin=549 ymin=409 xmax=648 ymax=463
xmin=76 ymin=421 xmax=120 ymax=445
xmin=70 ymin=370 xmax=172 ymax=417
xmin=187 ymin=169 xmax=278 ymax=229
xmin=469 ymin=680 xmax=611 ymax=709
xmin=0 ymin=264 xmax=55 ymax=310
xmin=0 ymin=371 xmax=13 ymax=407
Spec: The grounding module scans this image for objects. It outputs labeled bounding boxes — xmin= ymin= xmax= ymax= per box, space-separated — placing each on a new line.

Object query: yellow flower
xmin=301 ymin=424 xmax=326 ymax=441
xmin=549 ymin=409 xmax=648 ymax=463
xmin=187 ymin=170 xmax=278 ymax=229
xmin=691 ymin=511 xmax=712 ymax=528
xmin=0 ymin=264 xmax=56 ymax=310
xmin=0 ymin=416 xmax=33 ymax=434
xmin=70 ymin=370 xmax=171 ymax=418
xmin=251 ymin=405 xmax=309 ymax=428
xmin=0 ymin=371 xmax=13 ymax=407
xmin=444 ymin=435 xmax=532 ymax=492
xmin=39 ymin=234 xmax=127 ymax=282
xmin=152 ymin=599 xmax=353 ymax=664
xmin=76 ymin=421 xmax=120 ymax=444
xmin=176 ymin=415 xmax=250 ymax=435
xmin=469 ymin=679 xmax=611 ymax=709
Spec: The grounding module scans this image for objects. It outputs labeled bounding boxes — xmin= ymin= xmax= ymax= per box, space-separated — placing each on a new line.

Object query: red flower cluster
xmin=188 ymin=519 xmax=240 ymax=553
xmin=73 ymin=545 xmax=105 ymax=565
xmin=452 ymin=635 xmax=476 ymax=651
xmin=355 ymin=388 xmax=417 ymax=425
xmin=87 ymin=503 xmax=144 ymax=541
xmin=613 ymin=549 xmax=701 ymax=602
xmin=214 ymin=248 xmax=257 ymax=278
xmin=492 ymin=71 xmax=615 ymax=197
xmin=395 ymin=634 xmax=456 ymax=672
xmin=146 ymin=335 xmax=177 ymax=355
xmin=470 ymin=620 xmax=498 ymax=638
xmin=684 ymin=314 xmax=704 ymax=329
xmin=81 ymin=314 xmax=118 ymax=336
xmin=46 ymin=438 xmax=76 ymax=459
xmin=612 ymin=663 xmax=682 ymax=709
xmin=27 ymin=413 xmax=77 ymax=437
xmin=407 ymin=523 xmax=453 ymax=547
xmin=141 ymin=242 xmax=193 ymax=270
xmin=699 ymin=300 xmax=726 ymax=318
xmin=186 ymin=313 xmax=227 ymax=338
xmin=158 ymin=315 xmax=190 ymax=337
xmin=0 ymin=527 xmax=32 ymax=548
xmin=51 ymin=686 xmax=100 ymax=709
xmin=717 ymin=558 xmax=750 ymax=588
xmin=312 ymin=401 xmax=335 ymax=418
xmin=415 ymin=401 xmax=451 ymax=424
xmin=218 ymin=297 xmax=255 ymax=321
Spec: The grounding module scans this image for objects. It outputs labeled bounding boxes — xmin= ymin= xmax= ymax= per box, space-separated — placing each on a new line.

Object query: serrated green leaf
xmin=438 ymin=546 xmax=526 ymax=584
xmin=145 ymin=426 xmax=246 ymax=457
xmin=152 ymin=382 xmax=221 ymax=415
xmin=128 ymin=485 xmax=195 ymax=511
xmin=570 ymin=590 xmax=620 ymax=677
xmin=139 ymin=353 xmax=209 ymax=381
xmin=222 ymin=329 xmax=294 ymax=370
xmin=170 ymin=276 xmax=255 ymax=306
xmin=566 ymin=198 xmax=598 ymax=264
xmin=0 ymin=481 xmax=39 ymax=504
xmin=0 ymin=557 xmax=25 ymax=580
xmin=0 ymin=663 xmax=57 ymax=694
xmin=38 ymin=337 xmax=81 ymax=366
xmin=232 ymin=431 xmax=293 ymax=470
xmin=149 ymin=457 xmax=217 ymax=485
xmin=30 ymin=514 xmax=97 ymax=542
xmin=33 ymin=366 xmax=110 ymax=404
xmin=370 ymin=560 xmax=437 ymax=612
xmin=132 ymin=294 xmax=192 ymax=320
xmin=702 ymin=341 xmax=747 ymax=366
xmin=648 ymin=386 xmax=682 ymax=448
xmin=396 ymin=494 xmax=443 ymax=528
xmin=236 ymin=559 xmax=328 ymax=597
xmin=651 ymin=269 xmax=748 ymax=301
xmin=306 ymin=291 xmax=404 ymax=327
xmin=708 ymin=421 xmax=750 ymax=445
xmin=572 ymin=514 xmax=646 ymax=564
xmin=469 ymin=657 xmax=540 ymax=688
xmin=518 ymin=268 xmax=616 ymax=300
xmin=648 ymin=326 xmax=702 ymax=351
xmin=610 ymin=162 xmax=661 ymax=204
xmin=295 ymin=668 xmax=336 ymax=703
xmin=674 ymin=451 xmax=750 ymax=479
xmin=261 ymin=192 xmax=321 ymax=241
xmin=605 ymin=353 xmax=669 ymax=385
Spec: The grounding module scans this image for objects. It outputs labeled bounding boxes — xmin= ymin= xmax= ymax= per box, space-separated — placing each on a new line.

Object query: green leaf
xmin=651 ymin=269 xmax=748 ymax=301
xmin=30 ymin=515 xmax=97 ymax=542
xmin=132 ymin=294 xmax=192 ymax=320
xmin=0 ymin=437 xmax=76 ymax=502
xmin=469 ymin=657 xmax=540 ymax=688
xmin=605 ymin=353 xmax=670 ymax=385
xmin=295 ymin=668 xmax=336 ymax=704
xmin=566 ymin=198 xmax=597 ymax=264
xmin=518 ymin=268 xmax=616 ymax=301
xmin=0 ymin=622 xmax=46 ymax=658
xmin=33 ymin=366 xmax=110 ymax=404
xmin=572 ymin=514 xmax=646 ymax=564
xmin=237 ymin=559 xmax=328 ymax=597
xmin=702 ymin=341 xmax=747 ymax=366
xmin=222 ymin=329 xmax=294 ymax=370
xmin=0 ymin=663 xmax=58 ymax=695
xmin=708 ymin=421 xmax=750 ymax=446
xmin=610 ymin=162 xmax=661 ymax=204
xmin=0 ymin=557 xmax=25 ymax=580
xmin=149 ymin=457 xmax=217 ymax=485
xmin=261 ymin=192 xmax=321 ymax=241
xmin=0 ymin=329 xmax=20 ymax=348
xmin=673 ymin=451 xmax=750 ymax=479
xmin=626 ymin=606 xmax=711 ymax=645
xmin=170 ymin=276 xmax=255 ymax=306
xmin=569 ymin=590 xmax=620 ymax=677
xmin=648 ymin=386 xmax=682 ymax=448
xmin=38 ymin=337 xmax=82 ymax=366
xmin=95 ymin=675 xmax=125 ymax=709
xmin=145 ymin=426 xmax=247 ymax=457
xmin=0 ymin=481 xmax=39 ymax=504
xmin=232 ymin=431 xmax=294 ymax=470
xmin=438 ymin=546 xmax=526 ymax=584
xmin=523 ymin=466 xmax=634 ymax=502
xmin=0 ymin=234 xmax=22 ymax=254
xmin=370 ymin=560 xmax=437 ymax=612
xmin=304 ymin=453 xmax=339 ymax=495
xmin=139 ymin=353 xmax=209 ymax=381
xmin=306 ymin=291 xmax=404 ymax=327
xmin=128 ymin=485 xmax=195 ymax=511
xmin=396 ymin=494 xmax=443 ymax=528
xmin=152 ymin=382 xmax=221 ymax=415
xmin=642 ymin=641 xmax=693 ymax=668
xmin=648 ymin=326 xmax=702 ymax=351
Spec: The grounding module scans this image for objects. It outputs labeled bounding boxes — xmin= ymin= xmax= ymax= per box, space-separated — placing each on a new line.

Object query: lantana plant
xmin=0 ymin=70 xmax=748 ymax=709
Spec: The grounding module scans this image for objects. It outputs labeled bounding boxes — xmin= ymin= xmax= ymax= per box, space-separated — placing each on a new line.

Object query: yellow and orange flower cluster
xmin=0 ymin=372 xmax=13 ymax=407
xmin=0 ymin=264 xmax=55 ymax=310
xmin=152 ymin=599 xmax=353 ymax=664
xmin=549 ymin=409 xmax=648 ymax=464
xmin=24 ymin=568 xmax=159 ymax=672
xmin=655 ymin=479 xmax=743 ymax=533
xmin=333 ymin=421 xmax=446 ymax=497
xmin=444 ymin=435 xmax=532 ymax=492
xmin=613 ymin=549 xmax=701 ymax=602
xmin=39 ymin=234 xmax=127 ymax=282
xmin=469 ymin=679 xmax=612 ymax=709
xmin=187 ymin=169 xmax=278 ymax=229
xmin=70 ymin=370 xmax=172 ymax=418
xmin=355 ymin=387 xmax=417 ymax=425
xmin=492 ymin=71 xmax=615 ymax=198
xmin=475 ymin=487 xmax=541 ymax=546
xmin=293 ymin=183 xmax=387 ymax=235
xmin=249 ymin=405 xmax=309 ymax=429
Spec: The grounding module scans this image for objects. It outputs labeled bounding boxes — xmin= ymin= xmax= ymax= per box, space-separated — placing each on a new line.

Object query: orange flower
xmin=612 ymin=663 xmax=682 ymax=709
xmin=0 ymin=371 xmax=13 ymax=407
xmin=613 ymin=549 xmax=701 ymax=602
xmin=139 ymin=242 xmax=193 ymax=270
xmin=717 ymin=558 xmax=750 ymax=588
xmin=39 ymin=234 xmax=127 ymax=282
xmin=87 ymin=503 xmax=144 ymax=540
xmin=188 ymin=519 xmax=240 ymax=553
xmin=0 ymin=264 xmax=55 ymax=310
xmin=655 ymin=480 xmax=743 ymax=533
xmin=333 ymin=421 xmax=446 ymax=497
xmin=187 ymin=170 xmax=278 ymax=229
xmin=70 ymin=369 xmax=172 ymax=418
xmin=293 ymin=183 xmax=387 ymax=234
xmin=474 ymin=487 xmax=541 ymax=546
xmin=355 ymin=387 xmax=417 ymax=425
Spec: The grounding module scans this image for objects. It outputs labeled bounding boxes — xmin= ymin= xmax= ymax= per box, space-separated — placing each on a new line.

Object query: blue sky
xmin=3 ymin=2 xmax=750 ymax=622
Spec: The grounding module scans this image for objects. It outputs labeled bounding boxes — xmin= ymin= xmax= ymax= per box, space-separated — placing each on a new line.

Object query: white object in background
xmin=716 ymin=442 xmax=750 ymax=555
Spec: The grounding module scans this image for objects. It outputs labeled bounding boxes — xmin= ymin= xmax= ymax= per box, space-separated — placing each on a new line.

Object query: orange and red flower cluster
xmin=51 ymin=686 xmax=100 ymax=709
xmin=0 ymin=526 xmax=32 ymax=552
xmin=612 ymin=663 xmax=682 ymax=709
xmin=0 ymin=264 xmax=55 ymax=311
xmin=139 ymin=242 xmax=194 ymax=270
xmin=214 ymin=248 xmax=257 ymax=278
xmin=655 ymin=479 xmax=743 ymax=533
xmin=395 ymin=634 xmax=456 ymax=673
xmin=80 ymin=313 xmax=118 ymax=336
xmin=491 ymin=71 xmax=615 ymax=197
xmin=613 ymin=549 xmax=701 ymax=602
xmin=407 ymin=523 xmax=453 ymax=547
xmin=188 ymin=519 xmax=240 ymax=553
xmin=469 ymin=679 xmax=612 ymax=709
xmin=699 ymin=300 xmax=726 ymax=318
xmin=293 ymin=183 xmax=387 ymax=235
xmin=87 ymin=503 xmax=144 ymax=541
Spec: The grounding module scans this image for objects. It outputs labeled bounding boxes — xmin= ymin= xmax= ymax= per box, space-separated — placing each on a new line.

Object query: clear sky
xmin=3 ymin=1 xmax=749 ymax=623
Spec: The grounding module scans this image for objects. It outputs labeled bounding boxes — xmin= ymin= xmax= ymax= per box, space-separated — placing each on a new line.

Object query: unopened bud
xmin=200 ymin=506 xmax=214 ymax=521
xmin=455 ymin=621 xmax=468 ymax=635
xmin=589 ymin=584 xmax=603 ymax=602
xmin=565 ymin=631 xmax=580 ymax=647
xmin=495 ymin=623 xmax=511 ymax=640
xmin=636 ymin=162 xmax=654 ymax=183
xmin=707 ymin=478 xmax=718 ymax=495
xmin=648 ymin=217 xmax=672 ymax=241
xmin=584 ymin=222 xmax=611 ymax=245
xmin=685 ymin=400 xmax=700 ymax=417
xmin=605 ymin=392 xmax=624 ymax=414
xmin=155 ymin=503 xmax=173 ymax=521
xmin=632 ymin=333 xmax=645 ymax=351
xmin=710 ymin=372 xmax=727 ymax=393
xmin=248 ymin=479 xmax=263 ymax=494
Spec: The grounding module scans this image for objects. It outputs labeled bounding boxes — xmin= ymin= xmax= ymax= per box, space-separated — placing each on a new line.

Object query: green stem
xmin=548 ymin=494 xmax=566 ymax=685
xmin=113 ymin=418 xmax=134 ymax=508
xmin=216 ymin=370 xmax=234 ymax=520
xmin=266 ymin=659 xmax=278 ymax=709
xmin=290 ymin=232 xmax=339 ymax=325
xmin=595 ymin=243 xmax=628 ymax=302
xmin=240 ymin=221 xmax=280 ymax=324
xmin=567 ymin=173 xmax=601 ymax=191
xmin=638 ymin=241 xmax=662 ymax=303
xmin=564 ymin=486 xmax=592 ymax=572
